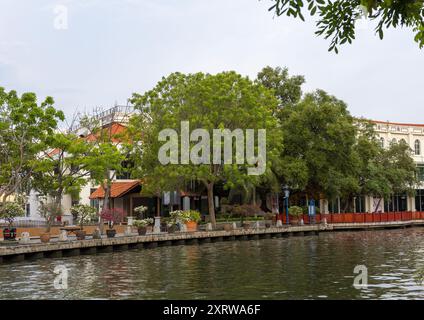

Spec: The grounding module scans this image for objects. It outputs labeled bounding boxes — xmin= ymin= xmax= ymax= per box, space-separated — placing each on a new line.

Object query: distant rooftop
xmin=71 ymin=104 xmax=135 ymax=132
xmin=372 ymin=120 xmax=424 ymax=128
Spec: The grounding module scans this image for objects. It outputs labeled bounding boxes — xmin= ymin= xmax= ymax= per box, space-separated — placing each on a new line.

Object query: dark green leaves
xmin=268 ymin=0 xmax=424 ymax=53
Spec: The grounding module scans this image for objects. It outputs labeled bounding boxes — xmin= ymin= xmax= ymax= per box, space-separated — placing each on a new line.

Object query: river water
xmin=1 ymin=228 xmax=424 ymax=300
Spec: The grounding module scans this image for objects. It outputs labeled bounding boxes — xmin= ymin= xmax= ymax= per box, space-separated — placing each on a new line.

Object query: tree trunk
xmin=206 ymin=182 xmax=216 ymax=228
xmin=100 ymin=180 xmax=111 ymax=234
xmin=156 ymin=196 xmax=161 ymax=217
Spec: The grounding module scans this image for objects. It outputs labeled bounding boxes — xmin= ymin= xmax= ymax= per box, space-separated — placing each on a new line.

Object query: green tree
xmin=268 ymin=0 xmax=424 ymax=53
xmin=130 ymin=71 xmax=282 ymax=227
xmin=31 ymin=132 xmax=93 ymax=225
xmin=0 ymin=87 xmax=64 ymax=203
xmin=78 ymin=115 xmax=127 ymax=232
xmin=256 ymin=66 xmax=305 ymax=108
xmin=277 ymin=90 xmax=361 ymax=203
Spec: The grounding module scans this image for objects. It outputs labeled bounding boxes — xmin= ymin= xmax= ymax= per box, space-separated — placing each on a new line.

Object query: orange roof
xmin=47 ymin=148 xmax=60 ymax=157
xmin=89 ymin=180 xmax=141 ymax=199
xmin=85 ymin=122 xmax=128 ymax=143
xmin=180 ymin=191 xmax=201 ymax=197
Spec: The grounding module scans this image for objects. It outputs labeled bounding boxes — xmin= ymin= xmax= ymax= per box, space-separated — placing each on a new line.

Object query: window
xmin=415 ymin=190 xmax=424 ymax=212
xmin=354 ymin=196 xmax=365 ymax=213
xmin=415 ymin=139 xmax=421 ymax=155
xmin=380 ymin=137 xmax=385 ymax=148
xmin=417 ymin=164 xmax=424 ymax=181
xmin=328 ymin=198 xmax=340 ymax=214
xmin=384 ymin=193 xmax=408 ymax=212
xmin=391 ymin=138 xmax=397 ymax=145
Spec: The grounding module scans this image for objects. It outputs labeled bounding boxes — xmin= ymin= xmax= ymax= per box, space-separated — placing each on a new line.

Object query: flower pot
xmin=75 ymin=230 xmax=86 ymax=240
xmin=185 ymin=221 xmax=198 ymax=232
xmin=40 ymin=233 xmax=51 ymax=243
xmin=106 ymin=229 xmax=116 ymax=238
xmin=290 ymin=218 xmax=299 ymax=225
xmin=92 ymin=228 xmax=102 ymax=239
xmin=168 ymin=225 xmax=178 ymax=233
xmin=223 ymin=223 xmax=233 ymax=231
xmin=138 ymin=226 xmax=147 ymax=236
xmin=3 ymin=228 xmax=17 ymax=241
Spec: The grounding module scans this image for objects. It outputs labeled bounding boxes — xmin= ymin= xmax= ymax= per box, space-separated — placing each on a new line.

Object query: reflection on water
xmin=1 ymin=228 xmax=424 ymax=299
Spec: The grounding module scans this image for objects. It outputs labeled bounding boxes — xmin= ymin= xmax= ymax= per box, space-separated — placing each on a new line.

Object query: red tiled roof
xmin=85 ymin=123 xmax=128 ymax=143
xmin=89 ymin=180 xmax=140 ymax=199
xmin=180 ymin=191 xmax=201 ymax=197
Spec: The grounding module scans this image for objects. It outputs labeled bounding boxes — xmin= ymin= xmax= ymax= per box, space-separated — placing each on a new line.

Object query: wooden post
xmin=130 ymin=195 xmax=133 ymax=218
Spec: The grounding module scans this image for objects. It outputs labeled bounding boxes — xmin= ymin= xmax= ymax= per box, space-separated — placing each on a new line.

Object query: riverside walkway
xmin=1 ymin=220 xmax=424 ymax=264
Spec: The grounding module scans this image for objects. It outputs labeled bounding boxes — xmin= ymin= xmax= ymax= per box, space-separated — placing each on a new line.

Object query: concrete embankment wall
xmin=1 ymin=221 xmax=423 ymax=264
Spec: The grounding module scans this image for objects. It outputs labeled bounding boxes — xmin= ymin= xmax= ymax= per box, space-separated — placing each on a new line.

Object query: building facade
xmin=320 ymin=120 xmax=424 ymax=214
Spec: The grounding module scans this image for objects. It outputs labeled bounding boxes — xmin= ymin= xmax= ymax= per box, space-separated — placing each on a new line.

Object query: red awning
xmin=89 ymin=180 xmax=141 ymax=199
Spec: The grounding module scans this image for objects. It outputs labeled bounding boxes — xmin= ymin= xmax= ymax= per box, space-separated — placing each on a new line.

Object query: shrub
xmin=170 ymin=210 xmax=201 ymax=223
xmin=0 ymin=202 xmax=25 ymax=227
xmin=134 ymin=205 xmax=148 ymax=219
xmin=231 ymin=204 xmax=264 ymax=217
xmin=264 ymin=212 xmax=275 ymax=221
xmin=133 ymin=218 xmax=154 ymax=228
xmin=38 ymin=202 xmax=63 ymax=232
xmin=100 ymin=208 xmax=126 ymax=229
xmin=70 ymin=204 xmax=97 ymax=229
xmin=289 ymin=206 xmax=304 ymax=218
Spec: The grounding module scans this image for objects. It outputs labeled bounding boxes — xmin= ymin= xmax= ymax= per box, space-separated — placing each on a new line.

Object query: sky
xmin=0 ymin=0 xmax=423 ymax=123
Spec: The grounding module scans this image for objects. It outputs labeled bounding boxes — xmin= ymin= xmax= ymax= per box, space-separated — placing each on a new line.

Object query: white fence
xmin=0 ymin=216 xmax=74 ymax=227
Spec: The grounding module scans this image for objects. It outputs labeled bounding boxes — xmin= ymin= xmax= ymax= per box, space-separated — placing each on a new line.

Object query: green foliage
xmin=278 ymin=90 xmax=359 ymax=199
xmin=129 ymin=71 xmax=283 ymax=226
xmin=169 ymin=210 xmax=201 ymax=223
xmin=38 ymin=201 xmax=63 ymax=231
xmin=133 ymin=218 xmax=154 ymax=228
xmin=268 ymin=0 xmax=424 ymax=53
xmin=289 ymin=205 xmax=304 ymax=218
xmin=230 ymin=204 xmax=265 ymax=217
xmin=256 ymin=66 xmax=305 ymax=108
xmin=70 ymin=204 xmax=97 ymax=228
xmin=0 ymin=87 xmax=64 ymax=202
xmin=32 ymin=132 xmax=92 ymax=205
xmin=77 ymin=115 xmax=127 ymax=220
xmin=0 ymin=202 xmax=25 ymax=227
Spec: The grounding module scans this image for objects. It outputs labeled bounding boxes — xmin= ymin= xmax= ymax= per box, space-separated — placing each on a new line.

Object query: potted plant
xmin=70 ymin=204 xmax=97 ymax=240
xmin=181 ymin=210 xmax=201 ymax=232
xmin=38 ymin=201 xmax=63 ymax=243
xmin=100 ymin=208 xmax=126 ymax=238
xmin=0 ymin=202 xmax=25 ymax=241
xmin=163 ymin=216 xmax=179 ymax=233
xmin=133 ymin=205 xmax=148 ymax=219
xmin=232 ymin=204 xmax=264 ymax=229
xmin=289 ymin=206 xmax=304 ymax=225
xmin=264 ymin=212 xmax=275 ymax=228
xmin=133 ymin=218 xmax=154 ymax=235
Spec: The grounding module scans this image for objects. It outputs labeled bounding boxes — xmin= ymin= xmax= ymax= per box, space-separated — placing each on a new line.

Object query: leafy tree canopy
xmin=268 ymin=0 xmax=424 ymax=53
xmin=129 ymin=71 xmax=283 ymax=226
xmin=0 ymin=87 xmax=64 ymax=202
xmin=256 ymin=66 xmax=305 ymax=108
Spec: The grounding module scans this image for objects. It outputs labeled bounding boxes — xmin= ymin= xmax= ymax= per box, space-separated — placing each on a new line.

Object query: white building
xmin=320 ymin=120 xmax=424 ymax=214
xmin=26 ymin=105 xmax=137 ymax=223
